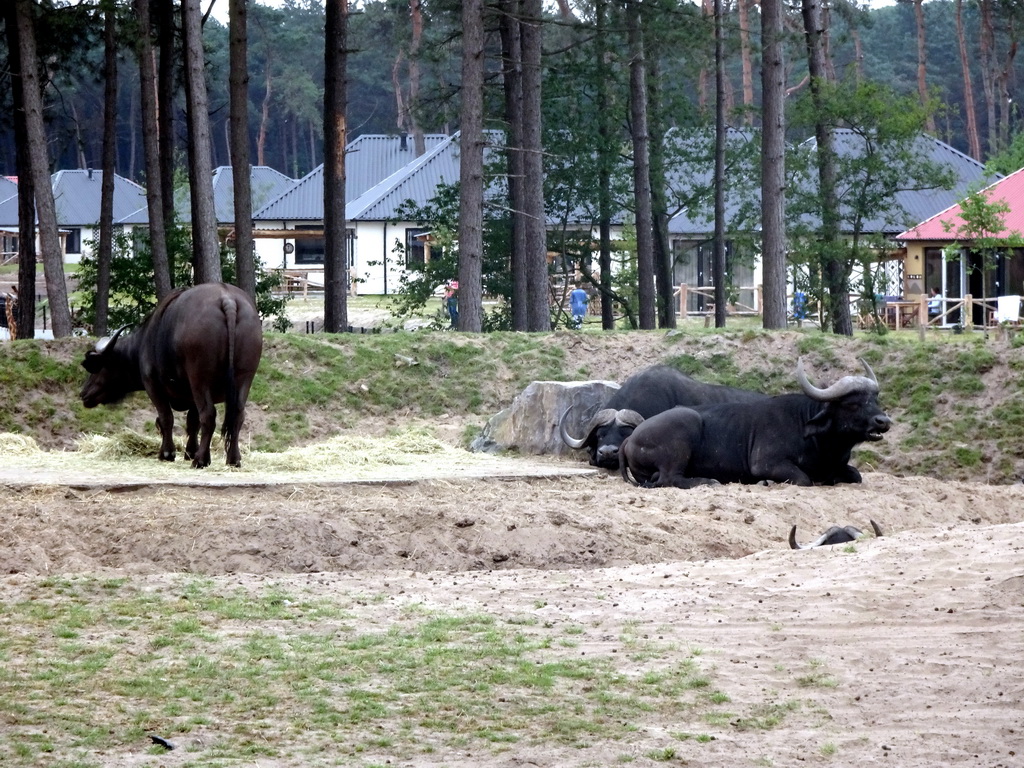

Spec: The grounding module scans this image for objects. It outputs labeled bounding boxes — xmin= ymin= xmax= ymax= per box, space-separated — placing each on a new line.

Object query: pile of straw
xmin=0 ymin=433 xmax=42 ymax=456
xmin=247 ymin=428 xmax=450 ymax=473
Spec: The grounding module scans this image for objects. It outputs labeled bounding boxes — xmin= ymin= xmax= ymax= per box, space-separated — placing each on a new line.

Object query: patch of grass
xmin=728 ymin=699 xmax=802 ymax=730
xmin=796 ymin=659 xmax=839 ymax=688
xmin=3 ymin=323 xmax=1024 ymax=482
xmin=0 ymin=576 xmax=736 ymax=766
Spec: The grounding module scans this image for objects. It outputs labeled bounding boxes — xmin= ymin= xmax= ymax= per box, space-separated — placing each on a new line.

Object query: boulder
xmin=471 ymin=380 xmax=620 ymax=456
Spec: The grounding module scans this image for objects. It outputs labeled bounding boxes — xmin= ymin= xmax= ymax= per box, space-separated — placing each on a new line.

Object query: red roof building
xmin=896 ymin=167 xmax=1024 ymax=328
xmin=898 ymin=167 xmax=1024 ymax=241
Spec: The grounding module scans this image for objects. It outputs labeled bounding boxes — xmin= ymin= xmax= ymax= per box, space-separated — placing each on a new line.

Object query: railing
xmin=274 ymin=269 xmax=326 ymax=298
xmin=676 ymin=283 xmax=762 ymax=320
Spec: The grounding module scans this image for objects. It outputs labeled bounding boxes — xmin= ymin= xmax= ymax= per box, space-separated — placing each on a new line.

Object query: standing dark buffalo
xmin=789 ymin=520 xmax=884 ymax=549
xmin=80 ymin=283 xmax=263 ymax=468
xmin=619 ymin=359 xmax=891 ymax=488
xmin=559 ymin=365 xmax=767 ymax=469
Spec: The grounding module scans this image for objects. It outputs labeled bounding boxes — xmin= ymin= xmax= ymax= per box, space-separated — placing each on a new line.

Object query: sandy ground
xmin=1 ymin=453 xmax=1023 ymax=766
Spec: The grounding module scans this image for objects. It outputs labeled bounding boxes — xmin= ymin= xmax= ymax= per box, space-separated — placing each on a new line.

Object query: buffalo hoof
xmin=159 ymin=450 xmax=175 ymax=462
xmin=191 ymin=455 xmax=211 ymax=469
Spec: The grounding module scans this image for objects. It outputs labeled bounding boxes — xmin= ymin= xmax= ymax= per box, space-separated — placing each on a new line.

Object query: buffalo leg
xmin=754 ymin=460 xmax=813 ymax=486
xmin=155 ymin=410 xmax=176 ymax=461
xmin=184 ymin=408 xmax=200 ymax=462
xmin=224 ymin=381 xmax=252 ymax=468
xmin=191 ymin=397 xmax=217 ymax=469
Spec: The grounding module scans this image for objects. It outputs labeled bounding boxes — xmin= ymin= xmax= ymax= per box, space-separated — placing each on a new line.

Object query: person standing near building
xmin=444 ymin=280 xmax=459 ymax=329
xmin=570 ymin=283 xmax=589 ymax=329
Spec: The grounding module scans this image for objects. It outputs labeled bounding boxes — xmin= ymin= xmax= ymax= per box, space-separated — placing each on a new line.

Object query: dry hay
xmin=74 ymin=430 xmax=184 ymax=459
xmin=0 ymin=426 xmax=571 ymax=485
xmin=245 ymin=427 xmax=449 ymax=472
xmin=0 ymin=433 xmax=42 ymax=455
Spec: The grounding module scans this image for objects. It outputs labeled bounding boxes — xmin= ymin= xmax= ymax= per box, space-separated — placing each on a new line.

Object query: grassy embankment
xmin=0 ymin=321 xmax=1021 ymax=482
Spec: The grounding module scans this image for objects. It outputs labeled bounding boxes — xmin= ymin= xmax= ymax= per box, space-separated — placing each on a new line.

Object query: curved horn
xmin=796 ymin=358 xmax=879 ymax=402
xmin=869 ymin=519 xmax=883 ymax=538
xmin=616 ymin=409 xmax=645 ymax=428
xmin=788 ymin=525 xmax=804 ymax=550
xmin=859 ymin=357 xmax=878 ymax=385
xmin=558 ymin=406 xmax=617 ymax=449
xmin=94 ymin=324 xmax=129 ymax=354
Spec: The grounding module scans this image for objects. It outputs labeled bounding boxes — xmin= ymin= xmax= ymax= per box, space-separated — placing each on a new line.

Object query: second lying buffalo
xmin=619 ymin=359 xmax=891 ymax=488
xmin=558 ymin=365 xmax=767 ymax=469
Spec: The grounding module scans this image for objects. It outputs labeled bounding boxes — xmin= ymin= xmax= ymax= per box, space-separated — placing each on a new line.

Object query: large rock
xmin=471 ymin=380 xmax=620 ymax=457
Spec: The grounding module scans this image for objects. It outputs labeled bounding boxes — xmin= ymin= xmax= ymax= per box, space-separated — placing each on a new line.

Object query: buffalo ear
xmin=804 ymin=406 xmax=832 ymax=438
xmin=82 ymin=350 xmax=104 ymax=374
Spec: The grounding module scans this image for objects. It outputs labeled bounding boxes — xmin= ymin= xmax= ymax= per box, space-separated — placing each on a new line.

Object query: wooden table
xmin=884 ymin=301 xmax=919 ymax=330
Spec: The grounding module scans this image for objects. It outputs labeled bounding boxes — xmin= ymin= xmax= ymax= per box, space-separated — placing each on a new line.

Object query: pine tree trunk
xmin=955 ymin=0 xmax=982 ymax=160
xmin=230 ymin=0 xmax=256 ymax=300
xmin=134 ymin=0 xmax=172 ymax=300
xmin=914 ymin=0 xmax=936 ymax=133
xmin=979 ymin=0 xmax=997 ymax=155
xmin=802 ymin=0 xmax=851 ymax=335
xmin=14 ymin=0 xmax=72 ymax=338
xmin=4 ymin=0 xmax=36 ymax=339
xmin=457 ymin=0 xmax=485 ymax=332
xmin=713 ymin=0 xmax=727 ymax=328
xmin=323 ymin=0 xmax=349 ymax=333
xmin=761 ymin=0 xmax=787 ymax=329
xmin=257 ymin=64 xmax=271 ymax=167
xmin=96 ymin=5 xmax=118 ymax=337
xmin=157 ymin=0 xmax=176 ymax=243
xmin=596 ymin=0 xmax=616 ymax=330
xmin=737 ymin=0 xmax=754 ymax=125
xmin=627 ymin=1 xmax=656 ymax=330
xmin=499 ymin=0 xmax=528 ymax=331
xmin=409 ymin=0 xmax=425 ymax=155
xmin=182 ymin=0 xmax=222 ymax=283
xmin=646 ymin=47 xmax=675 ymax=328
xmin=521 ymin=0 xmax=548 ymax=332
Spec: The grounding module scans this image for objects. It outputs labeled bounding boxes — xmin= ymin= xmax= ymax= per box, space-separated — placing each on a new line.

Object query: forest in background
xmin=3 ymin=0 xmax=1024 ymax=340
xmin=1 ymin=0 xmax=1023 ymax=183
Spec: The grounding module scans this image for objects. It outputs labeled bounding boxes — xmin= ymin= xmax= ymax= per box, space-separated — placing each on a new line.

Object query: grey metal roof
xmin=254 ymin=134 xmax=449 ymax=221
xmin=51 ymin=170 xmax=150 ymax=226
xmin=665 ymin=127 xmax=761 ymax=237
xmin=348 ymin=131 xmax=508 ymax=221
xmin=208 ymin=165 xmax=298 ymax=223
xmin=347 ymin=133 xmax=449 ymax=199
xmin=667 ymin=129 xmax=999 ymax=238
xmin=796 ymin=129 xmax=999 ymax=235
xmin=0 ymin=177 xmax=19 ymax=227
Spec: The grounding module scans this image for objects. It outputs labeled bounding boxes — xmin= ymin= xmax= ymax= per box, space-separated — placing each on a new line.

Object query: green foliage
xmin=986 ymin=131 xmax=1024 ymax=177
xmin=383 ymin=182 xmax=515 ymax=330
xmin=74 ymin=225 xmax=286 ymax=332
xmin=787 ymin=80 xmax=953 ymax=329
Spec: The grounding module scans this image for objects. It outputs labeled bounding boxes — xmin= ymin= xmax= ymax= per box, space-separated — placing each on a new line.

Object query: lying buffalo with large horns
xmin=619 ymin=358 xmax=891 ymax=488
xmin=80 ymin=283 xmax=263 ymax=468
xmin=789 ymin=520 xmax=884 ymax=549
xmin=559 ymin=365 xmax=767 ymax=469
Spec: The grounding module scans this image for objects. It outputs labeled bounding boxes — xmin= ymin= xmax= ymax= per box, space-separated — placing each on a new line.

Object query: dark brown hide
xmin=81 ymin=283 xmax=263 ymax=467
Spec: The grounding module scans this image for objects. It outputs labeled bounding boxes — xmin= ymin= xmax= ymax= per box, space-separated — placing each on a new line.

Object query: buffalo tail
xmin=221 ymin=295 xmax=240 ymax=445
xmin=619 ymin=444 xmax=640 ymax=487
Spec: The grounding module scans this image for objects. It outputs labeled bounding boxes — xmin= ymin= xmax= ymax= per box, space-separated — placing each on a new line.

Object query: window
xmin=405 ymin=228 xmax=430 ymax=270
xmin=64 ymin=228 xmax=82 ymax=255
xmin=294 ymin=225 xmax=324 ymax=265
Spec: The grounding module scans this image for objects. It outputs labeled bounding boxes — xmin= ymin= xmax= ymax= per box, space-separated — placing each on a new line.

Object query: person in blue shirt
xmin=444 ymin=280 xmax=459 ymax=328
xmin=569 ymin=283 xmax=589 ymax=329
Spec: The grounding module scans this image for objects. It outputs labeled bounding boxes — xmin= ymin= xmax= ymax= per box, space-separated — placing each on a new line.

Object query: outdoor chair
xmin=990 ymin=295 xmax=1022 ymax=327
